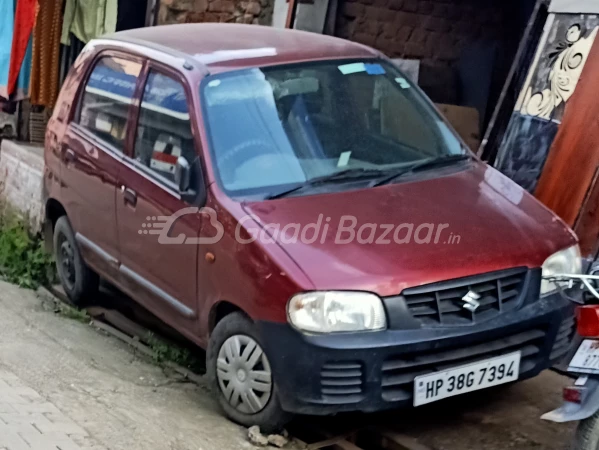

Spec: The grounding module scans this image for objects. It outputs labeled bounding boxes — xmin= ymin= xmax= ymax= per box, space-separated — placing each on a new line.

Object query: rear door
xmin=60 ymin=53 xmax=142 ymax=278
xmin=115 ymin=63 xmax=203 ymax=335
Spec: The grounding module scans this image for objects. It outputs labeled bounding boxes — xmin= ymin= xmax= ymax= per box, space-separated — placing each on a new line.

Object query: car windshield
xmin=201 ymin=59 xmax=465 ymax=197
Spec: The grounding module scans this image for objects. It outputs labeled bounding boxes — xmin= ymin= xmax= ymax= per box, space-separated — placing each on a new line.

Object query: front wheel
xmin=207 ymin=312 xmax=293 ymax=433
xmin=574 ymin=412 xmax=599 ymax=450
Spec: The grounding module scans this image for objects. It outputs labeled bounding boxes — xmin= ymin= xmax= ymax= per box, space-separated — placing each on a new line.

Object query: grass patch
xmin=146 ymin=333 xmax=204 ymax=373
xmin=0 ymin=212 xmax=55 ymax=289
xmin=56 ymin=304 xmax=90 ymax=323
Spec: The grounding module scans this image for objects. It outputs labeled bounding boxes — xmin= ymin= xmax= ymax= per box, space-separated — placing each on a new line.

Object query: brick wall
xmin=335 ymin=0 xmax=515 ymax=104
xmin=158 ymin=0 xmax=273 ymax=25
xmin=336 ymin=0 xmax=507 ymax=65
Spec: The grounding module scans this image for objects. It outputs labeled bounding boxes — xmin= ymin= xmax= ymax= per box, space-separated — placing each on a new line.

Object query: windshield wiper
xmin=409 ymin=153 xmax=472 ymax=172
xmin=372 ymin=154 xmax=472 ymax=188
xmin=265 ymin=168 xmax=385 ymax=200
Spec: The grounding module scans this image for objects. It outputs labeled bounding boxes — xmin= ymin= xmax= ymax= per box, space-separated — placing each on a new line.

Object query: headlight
xmin=541 ymin=245 xmax=582 ymax=295
xmin=287 ymin=291 xmax=387 ymax=333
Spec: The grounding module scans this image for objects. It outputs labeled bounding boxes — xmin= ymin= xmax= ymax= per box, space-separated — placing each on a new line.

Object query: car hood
xmin=242 ymin=163 xmax=576 ymax=297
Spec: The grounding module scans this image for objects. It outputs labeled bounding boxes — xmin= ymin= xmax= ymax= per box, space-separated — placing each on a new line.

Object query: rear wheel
xmin=53 ymin=216 xmax=99 ymax=305
xmin=207 ymin=312 xmax=292 ymax=433
xmin=574 ymin=412 xmax=599 ymax=450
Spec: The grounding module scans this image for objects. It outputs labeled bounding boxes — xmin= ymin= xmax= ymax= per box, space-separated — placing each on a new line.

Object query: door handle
xmin=64 ymin=149 xmax=77 ymax=163
xmin=122 ymin=186 xmax=138 ymax=207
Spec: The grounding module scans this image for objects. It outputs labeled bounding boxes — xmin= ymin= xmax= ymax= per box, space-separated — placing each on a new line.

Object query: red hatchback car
xmin=44 ymin=23 xmax=581 ymax=431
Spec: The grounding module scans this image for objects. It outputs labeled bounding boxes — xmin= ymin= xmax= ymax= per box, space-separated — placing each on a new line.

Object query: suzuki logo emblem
xmin=462 ymin=290 xmax=481 ymax=312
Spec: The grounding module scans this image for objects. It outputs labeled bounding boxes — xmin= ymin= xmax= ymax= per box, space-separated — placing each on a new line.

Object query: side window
xmin=134 ymin=71 xmax=196 ymax=183
xmin=78 ymin=56 xmax=142 ymax=151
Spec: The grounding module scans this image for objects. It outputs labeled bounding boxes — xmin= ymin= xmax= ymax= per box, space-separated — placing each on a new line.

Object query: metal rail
xmin=543 ymin=273 xmax=599 ymax=300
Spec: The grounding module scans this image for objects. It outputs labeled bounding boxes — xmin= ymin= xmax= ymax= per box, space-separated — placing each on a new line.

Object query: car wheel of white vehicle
xmin=574 ymin=411 xmax=599 ymax=450
xmin=207 ymin=312 xmax=292 ymax=433
xmin=53 ymin=216 xmax=99 ymax=306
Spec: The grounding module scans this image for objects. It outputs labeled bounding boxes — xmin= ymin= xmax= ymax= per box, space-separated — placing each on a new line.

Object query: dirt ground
xmin=0 ymin=279 xmax=579 ymax=449
xmin=300 ymin=371 xmax=576 ymax=450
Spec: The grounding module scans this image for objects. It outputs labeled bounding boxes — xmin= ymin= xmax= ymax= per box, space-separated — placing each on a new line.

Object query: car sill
xmin=75 ymin=233 xmax=119 ymax=267
xmin=119 ymin=265 xmax=197 ymax=319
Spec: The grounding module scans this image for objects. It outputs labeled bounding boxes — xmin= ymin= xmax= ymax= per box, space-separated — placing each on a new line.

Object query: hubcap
xmin=216 ymin=335 xmax=272 ymax=414
xmin=57 ymin=235 xmax=76 ymax=290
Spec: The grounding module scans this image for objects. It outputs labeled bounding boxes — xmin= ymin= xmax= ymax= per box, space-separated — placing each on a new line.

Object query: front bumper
xmin=256 ymin=292 xmax=576 ymax=415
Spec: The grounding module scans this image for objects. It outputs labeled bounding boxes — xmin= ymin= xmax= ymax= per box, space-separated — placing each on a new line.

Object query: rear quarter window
xmin=77 ymin=56 xmax=142 ymax=152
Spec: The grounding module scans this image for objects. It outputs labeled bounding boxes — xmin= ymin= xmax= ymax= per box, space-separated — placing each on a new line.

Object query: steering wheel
xmin=218 ymin=139 xmax=280 ymax=183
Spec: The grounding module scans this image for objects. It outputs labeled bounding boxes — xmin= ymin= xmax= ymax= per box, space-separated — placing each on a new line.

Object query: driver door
xmin=116 ymin=64 xmax=202 ymax=335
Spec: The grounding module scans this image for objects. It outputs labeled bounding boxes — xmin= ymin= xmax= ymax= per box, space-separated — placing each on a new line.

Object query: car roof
xmin=104 ymin=23 xmax=379 ymax=73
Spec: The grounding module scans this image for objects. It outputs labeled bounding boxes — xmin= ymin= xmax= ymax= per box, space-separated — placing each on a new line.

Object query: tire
xmin=207 ymin=312 xmax=293 ymax=433
xmin=574 ymin=412 xmax=599 ymax=450
xmin=53 ymin=216 xmax=99 ymax=306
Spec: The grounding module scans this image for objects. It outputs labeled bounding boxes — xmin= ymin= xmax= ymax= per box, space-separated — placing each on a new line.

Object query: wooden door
xmin=535 ymin=30 xmax=599 ymax=258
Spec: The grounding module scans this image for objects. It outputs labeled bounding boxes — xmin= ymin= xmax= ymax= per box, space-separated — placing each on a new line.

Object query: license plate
xmin=568 ymin=340 xmax=599 ymax=374
xmin=413 ymin=352 xmax=521 ymax=406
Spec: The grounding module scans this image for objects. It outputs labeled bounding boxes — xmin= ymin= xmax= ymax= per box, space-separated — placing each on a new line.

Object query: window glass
xmin=201 ymin=60 xmax=464 ymax=197
xmin=134 ymin=71 xmax=196 ymax=183
xmin=79 ymin=56 xmax=141 ymax=151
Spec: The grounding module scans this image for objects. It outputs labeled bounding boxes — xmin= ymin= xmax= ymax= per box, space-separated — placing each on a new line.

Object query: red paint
xmin=563 ymin=386 xmax=584 ymax=404
xmin=577 ymin=305 xmax=599 ymax=338
xmin=44 ymin=24 xmax=577 ymax=349
xmin=242 ymin=164 xmax=575 ymax=298
xmin=107 ymin=23 xmax=379 ymax=74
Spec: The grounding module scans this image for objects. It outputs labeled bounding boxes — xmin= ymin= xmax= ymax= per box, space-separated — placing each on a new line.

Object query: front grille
xmin=550 ymin=316 xmax=577 ymax=361
xmin=402 ymin=268 xmax=529 ymax=326
xmin=320 ymin=361 xmax=363 ymax=403
xmin=381 ymin=328 xmax=547 ymax=402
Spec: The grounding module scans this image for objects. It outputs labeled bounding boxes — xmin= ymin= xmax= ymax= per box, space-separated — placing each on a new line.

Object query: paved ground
xmin=0 ymin=280 xmax=250 ymax=450
xmin=0 ymin=279 xmax=580 ymax=449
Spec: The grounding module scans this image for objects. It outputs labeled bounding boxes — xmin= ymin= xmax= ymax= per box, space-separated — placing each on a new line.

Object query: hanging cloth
xmin=7 ymin=0 xmax=38 ymax=97
xmin=16 ymin=34 xmax=33 ymax=100
xmin=61 ymin=0 xmax=117 ymax=46
xmin=30 ymin=0 xmax=64 ymax=107
xmin=0 ymin=0 xmax=15 ymax=99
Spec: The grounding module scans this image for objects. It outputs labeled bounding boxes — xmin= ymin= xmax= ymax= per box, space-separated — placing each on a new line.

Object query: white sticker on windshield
xmin=208 ymin=79 xmax=221 ymax=88
xmin=395 ymin=77 xmax=411 ymax=89
xmin=339 ymin=63 xmax=366 ymax=75
xmin=337 ymin=151 xmax=352 ymax=167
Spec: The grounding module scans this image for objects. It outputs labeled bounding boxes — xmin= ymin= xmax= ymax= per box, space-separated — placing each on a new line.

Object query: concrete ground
xmin=0 ymin=279 xmax=579 ymax=449
xmin=0 ymin=280 xmax=250 ymax=450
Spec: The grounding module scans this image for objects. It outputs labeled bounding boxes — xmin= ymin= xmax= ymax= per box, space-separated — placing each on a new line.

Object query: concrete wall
xmin=0 ymin=140 xmax=45 ymax=233
xmin=158 ymin=0 xmax=274 ymax=25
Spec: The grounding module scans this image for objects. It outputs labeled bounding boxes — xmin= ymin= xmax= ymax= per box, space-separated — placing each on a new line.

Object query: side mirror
xmin=174 ymin=157 xmax=191 ymax=192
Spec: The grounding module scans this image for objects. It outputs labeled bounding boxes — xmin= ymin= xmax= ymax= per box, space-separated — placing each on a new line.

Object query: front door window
xmin=134 ymin=71 xmax=197 ymax=185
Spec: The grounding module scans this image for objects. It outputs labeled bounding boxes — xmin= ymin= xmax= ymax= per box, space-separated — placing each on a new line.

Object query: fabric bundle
xmin=30 ymin=0 xmax=64 ymax=107
xmin=0 ymin=0 xmax=36 ymax=101
xmin=0 ymin=0 xmax=119 ymax=106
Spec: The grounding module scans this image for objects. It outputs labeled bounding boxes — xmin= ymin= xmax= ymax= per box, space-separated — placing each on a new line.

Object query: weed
xmin=146 ymin=333 xmax=204 ymax=373
xmin=56 ymin=305 xmax=90 ymax=323
xmin=0 ymin=212 xmax=55 ymax=289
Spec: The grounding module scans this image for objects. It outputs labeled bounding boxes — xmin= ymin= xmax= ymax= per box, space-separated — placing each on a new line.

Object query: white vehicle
xmin=542 ymin=270 xmax=599 ymax=450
